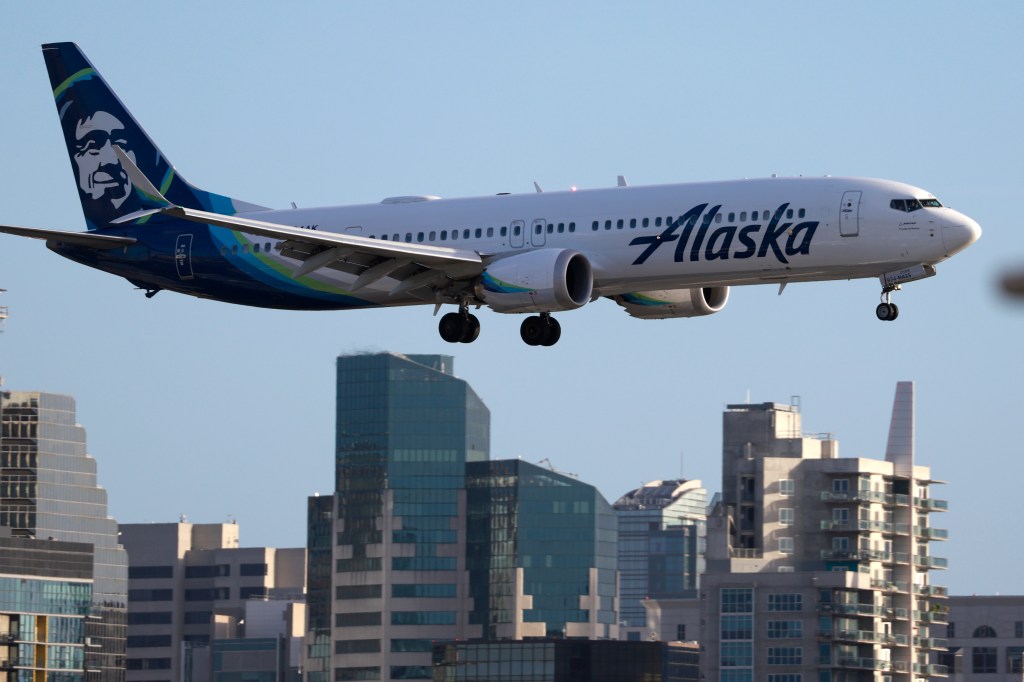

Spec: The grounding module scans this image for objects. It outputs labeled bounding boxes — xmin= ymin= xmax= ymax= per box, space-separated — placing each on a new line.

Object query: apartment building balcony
xmin=914 ymin=636 xmax=948 ymax=650
xmin=915 ymin=584 xmax=948 ymax=598
xmin=827 ymin=656 xmax=906 ymax=672
xmin=820 ymin=519 xmax=910 ymax=534
xmin=915 ymin=527 xmax=949 ymax=541
xmin=821 ymin=628 xmax=909 ymax=646
xmin=914 ymin=555 xmax=948 ymax=569
xmin=914 ymin=662 xmax=949 ymax=676
xmin=870 ymin=578 xmax=909 ymax=593
xmin=914 ymin=497 xmax=949 ymax=511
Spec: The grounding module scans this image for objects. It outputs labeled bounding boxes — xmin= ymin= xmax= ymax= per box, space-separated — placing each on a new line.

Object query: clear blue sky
xmin=1 ymin=3 xmax=1020 ymax=595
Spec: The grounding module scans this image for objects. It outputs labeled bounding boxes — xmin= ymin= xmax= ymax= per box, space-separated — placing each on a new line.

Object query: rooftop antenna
xmin=0 ymin=289 xmax=7 ymax=389
xmin=679 ymin=450 xmax=685 ymax=479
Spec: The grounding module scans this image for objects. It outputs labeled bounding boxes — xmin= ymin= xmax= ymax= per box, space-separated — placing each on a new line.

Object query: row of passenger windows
xmin=591 ymin=208 xmax=807 ymax=231
xmin=366 ymin=222 xmax=578 ymax=244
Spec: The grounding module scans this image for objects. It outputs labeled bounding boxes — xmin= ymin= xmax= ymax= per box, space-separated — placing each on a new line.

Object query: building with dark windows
xmin=612 ymin=478 xmax=706 ymax=640
xmin=646 ymin=384 xmax=950 ymax=681
xmin=0 ymin=531 xmax=95 ymax=679
xmin=940 ymin=595 xmax=1024 ymax=678
xmin=119 ymin=521 xmax=305 ymax=681
xmin=465 ymin=459 xmax=619 ymax=641
xmin=430 ymin=639 xmax=674 ymax=682
xmin=0 ymin=390 xmax=128 ymax=681
xmin=306 ymin=353 xmax=621 ymax=682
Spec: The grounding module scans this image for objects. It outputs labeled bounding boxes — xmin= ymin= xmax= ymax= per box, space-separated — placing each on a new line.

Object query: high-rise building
xmin=612 ymin=479 xmax=706 ymax=638
xmin=466 ymin=459 xmax=619 ymax=641
xmin=306 ymin=353 xmax=490 ymax=682
xmin=119 ymin=521 xmax=305 ymax=682
xmin=694 ymin=383 xmax=949 ymax=681
xmin=306 ymin=352 xmax=621 ymax=682
xmin=0 ymin=390 xmax=128 ymax=681
xmin=941 ymin=595 xmax=1023 ymax=678
xmin=0 ymin=530 xmax=95 ymax=678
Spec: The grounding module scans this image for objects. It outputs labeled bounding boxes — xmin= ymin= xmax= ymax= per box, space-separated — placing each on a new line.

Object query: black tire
xmin=875 ymin=303 xmax=892 ymax=321
xmin=520 ymin=316 xmax=544 ymax=346
xmin=439 ymin=312 xmax=466 ymax=343
xmin=888 ymin=303 xmax=899 ymax=321
xmin=541 ymin=318 xmax=561 ymax=346
xmin=460 ymin=314 xmax=481 ymax=343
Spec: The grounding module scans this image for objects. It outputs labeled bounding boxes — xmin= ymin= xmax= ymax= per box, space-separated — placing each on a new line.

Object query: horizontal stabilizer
xmin=0 ymin=224 xmax=136 ymax=249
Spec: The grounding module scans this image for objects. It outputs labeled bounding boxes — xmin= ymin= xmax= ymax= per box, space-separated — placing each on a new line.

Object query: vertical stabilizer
xmin=885 ymin=381 xmax=915 ymax=476
xmin=42 ymin=42 xmax=265 ymax=230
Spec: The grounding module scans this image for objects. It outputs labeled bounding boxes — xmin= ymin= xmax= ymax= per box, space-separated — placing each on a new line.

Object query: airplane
xmin=0 ymin=43 xmax=981 ymax=346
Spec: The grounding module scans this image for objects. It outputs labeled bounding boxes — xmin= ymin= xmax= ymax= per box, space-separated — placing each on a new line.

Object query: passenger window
xmin=547 ymin=224 xmax=553 ymax=234
xmin=642 ymin=218 xmax=649 ymax=228
xmin=740 ymin=211 xmax=746 ymax=221
xmin=798 ymin=208 xmax=806 ymax=218
xmin=513 ymin=225 xmax=521 ymax=236
xmin=592 ymin=221 xmax=599 ymax=231
xmin=487 ymin=227 xmax=494 ymax=237
xmin=253 ymin=243 xmax=260 ymax=253
xmin=221 ymin=247 xmax=228 ymax=255
xmin=605 ymin=220 xmax=612 ymax=230
xmin=463 ymin=229 xmax=470 ymax=239
xmin=441 ymin=230 xmax=447 ymax=240
xmin=231 ymin=245 xmax=238 ymax=254
xmin=475 ymin=228 xmax=482 ymax=238
xmin=429 ymin=231 xmax=436 ymax=240
xmin=557 ymin=223 xmax=564 ymax=233
xmin=500 ymin=226 xmax=507 ymax=236
xmin=392 ymin=234 xmax=399 ymax=241
xmin=535 ymin=225 xmax=542 ymax=234
xmin=629 ymin=218 xmax=636 ymax=228
xmin=617 ymin=219 xmax=624 ymax=229
xmin=751 ymin=211 xmax=758 ymax=220
xmin=267 ymin=243 xmax=272 ymax=251
xmin=451 ymin=230 xmax=458 ymax=240
xmin=786 ymin=209 xmax=793 ymax=219
xmin=655 ymin=217 xmax=662 ymax=227
xmin=243 ymin=244 xmax=249 ymax=254
xmin=417 ymin=232 xmax=424 ymax=242
xmin=728 ymin=212 xmax=735 ymax=222
xmin=715 ymin=214 xmax=722 ymax=223
xmin=405 ymin=233 xmax=412 ymax=242
xmin=569 ymin=222 xmax=576 ymax=232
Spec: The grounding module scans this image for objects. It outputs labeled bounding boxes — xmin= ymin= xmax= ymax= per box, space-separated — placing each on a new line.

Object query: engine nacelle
xmin=611 ymin=287 xmax=729 ymax=319
xmin=476 ymin=249 xmax=593 ymax=314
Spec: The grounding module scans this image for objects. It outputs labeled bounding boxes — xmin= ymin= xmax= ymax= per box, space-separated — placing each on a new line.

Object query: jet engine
xmin=476 ymin=249 xmax=593 ymax=314
xmin=611 ymin=287 xmax=729 ymax=319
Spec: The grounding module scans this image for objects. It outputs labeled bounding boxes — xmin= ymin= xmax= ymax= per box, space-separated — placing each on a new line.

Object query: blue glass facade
xmin=0 ymin=391 xmax=128 ymax=681
xmin=466 ymin=460 xmax=619 ymax=639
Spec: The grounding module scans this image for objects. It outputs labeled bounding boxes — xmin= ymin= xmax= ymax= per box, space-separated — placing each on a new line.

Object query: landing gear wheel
xmin=439 ymin=312 xmax=467 ymax=343
xmin=460 ymin=314 xmax=480 ymax=343
xmin=875 ymin=302 xmax=899 ymax=321
xmin=540 ymin=317 xmax=561 ymax=346
xmin=520 ymin=316 xmax=546 ymax=346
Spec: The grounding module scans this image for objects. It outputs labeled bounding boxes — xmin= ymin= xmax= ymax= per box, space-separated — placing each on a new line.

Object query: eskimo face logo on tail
xmin=629 ymin=203 xmax=818 ymax=265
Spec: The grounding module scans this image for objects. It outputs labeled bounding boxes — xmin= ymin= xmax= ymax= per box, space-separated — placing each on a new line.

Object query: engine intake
xmin=477 ymin=249 xmax=593 ymax=314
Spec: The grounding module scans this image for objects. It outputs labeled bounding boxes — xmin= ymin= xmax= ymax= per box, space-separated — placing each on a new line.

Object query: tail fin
xmin=43 ymin=42 xmax=266 ymax=230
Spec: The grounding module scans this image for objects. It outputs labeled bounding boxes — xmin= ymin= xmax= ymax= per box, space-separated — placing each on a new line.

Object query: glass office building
xmin=612 ymin=480 xmax=707 ymax=634
xmin=307 ymin=353 xmax=490 ymax=682
xmin=0 ymin=391 xmax=128 ymax=681
xmin=466 ymin=460 xmax=619 ymax=640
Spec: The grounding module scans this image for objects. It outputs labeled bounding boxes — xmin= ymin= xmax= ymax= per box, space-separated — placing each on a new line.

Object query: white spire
xmin=885 ymin=381 xmax=915 ymax=475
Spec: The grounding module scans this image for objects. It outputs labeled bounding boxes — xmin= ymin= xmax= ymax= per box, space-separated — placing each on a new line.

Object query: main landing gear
xmin=875 ymin=285 xmax=900 ymax=321
xmin=438 ymin=309 xmax=480 ymax=343
xmin=520 ymin=313 xmax=561 ymax=347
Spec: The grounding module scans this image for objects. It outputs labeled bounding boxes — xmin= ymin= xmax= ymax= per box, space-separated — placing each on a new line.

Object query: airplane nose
xmin=942 ymin=213 xmax=982 ymax=256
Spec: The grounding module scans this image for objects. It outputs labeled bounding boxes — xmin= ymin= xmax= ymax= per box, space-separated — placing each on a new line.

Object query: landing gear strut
xmin=439 ymin=308 xmax=480 ymax=343
xmin=520 ymin=313 xmax=561 ymax=346
xmin=875 ymin=285 xmax=900 ymax=321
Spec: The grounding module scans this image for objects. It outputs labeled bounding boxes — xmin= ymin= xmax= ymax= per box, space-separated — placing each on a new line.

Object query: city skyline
xmin=1 ymin=3 xmax=1021 ymax=597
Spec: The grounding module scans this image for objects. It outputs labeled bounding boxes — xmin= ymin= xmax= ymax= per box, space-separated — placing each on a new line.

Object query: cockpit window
xmin=890 ymin=197 xmax=942 ymax=212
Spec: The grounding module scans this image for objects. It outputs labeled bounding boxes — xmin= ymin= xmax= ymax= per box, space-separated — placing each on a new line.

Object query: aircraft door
xmin=840 ymin=191 xmax=861 ymax=237
xmin=531 ymin=219 xmax=547 ymax=247
xmin=175 ymin=234 xmax=195 ymax=280
xmin=510 ymin=220 xmax=525 ymax=248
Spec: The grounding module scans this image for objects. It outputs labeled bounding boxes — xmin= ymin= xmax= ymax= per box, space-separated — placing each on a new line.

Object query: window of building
xmin=767 ymin=621 xmax=803 ymax=639
xmin=335 ymin=639 xmax=381 ymax=655
xmin=677 ymin=624 xmax=687 ymax=640
xmin=779 ymin=479 xmax=795 ymax=496
xmin=948 ymin=621 xmax=955 ymax=638
xmin=337 ymin=584 xmax=382 ymax=600
xmin=239 ymin=586 xmax=267 ymax=600
xmin=778 ymin=537 xmax=794 ymax=554
xmin=973 ymin=646 xmax=997 ymax=673
xmin=974 ymin=625 xmax=998 ymax=638
xmin=767 ymin=675 xmax=802 ymax=682
xmin=767 ymin=647 xmax=802 ymax=665
xmin=335 ymin=612 xmax=381 ymax=628
xmin=721 ymin=587 xmax=753 ymax=613
xmin=831 ymin=537 xmax=849 ymax=552
xmin=127 ymin=612 xmax=172 ymax=625
xmin=767 ymin=594 xmax=803 ymax=612
xmin=832 ymin=479 xmax=849 ymax=494
xmin=1016 ymin=621 xmax=1024 ymax=638
xmin=334 ymin=667 xmax=381 ymax=681
xmin=833 ymin=508 xmax=849 ymax=525
xmin=239 ymin=563 xmax=267 ymax=577
xmin=391 ymin=639 xmax=434 ymax=653
xmin=722 ymin=641 xmax=753 ymax=666
xmin=127 ymin=589 xmax=173 ymax=602
xmin=1008 ymin=646 xmax=1024 ymax=673
xmin=779 ymin=508 xmax=794 ymax=526
xmin=391 ymin=611 xmax=456 ymax=626
xmin=128 ymin=565 xmax=173 ymax=580
xmin=184 ymin=611 xmax=212 ymax=625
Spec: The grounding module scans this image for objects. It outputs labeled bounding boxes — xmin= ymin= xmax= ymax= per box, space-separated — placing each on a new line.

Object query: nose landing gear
xmin=875 ymin=285 xmax=900 ymax=321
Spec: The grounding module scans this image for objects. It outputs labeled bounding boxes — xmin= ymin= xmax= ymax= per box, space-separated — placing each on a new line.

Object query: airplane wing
xmin=0 ymin=224 xmax=137 ymax=249
xmin=110 ymin=146 xmax=484 ymax=296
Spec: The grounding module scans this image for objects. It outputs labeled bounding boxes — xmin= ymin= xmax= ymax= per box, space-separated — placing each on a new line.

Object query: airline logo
xmin=629 ymin=202 xmax=818 ymax=265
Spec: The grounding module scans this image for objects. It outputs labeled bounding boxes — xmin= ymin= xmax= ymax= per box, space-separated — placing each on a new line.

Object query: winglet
xmin=617 ymin=175 xmax=628 ymax=187
xmin=113 ymin=145 xmax=172 ymax=209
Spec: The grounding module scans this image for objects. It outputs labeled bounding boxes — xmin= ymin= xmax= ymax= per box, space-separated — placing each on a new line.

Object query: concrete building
xmin=648 ymin=383 xmax=950 ymax=680
xmin=940 ymin=595 xmax=1024 ymax=679
xmin=307 ymin=352 xmax=620 ymax=682
xmin=119 ymin=521 xmax=305 ymax=681
xmin=0 ymin=530 xmax=95 ymax=679
xmin=612 ymin=479 xmax=706 ymax=639
xmin=0 ymin=390 xmax=128 ymax=681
